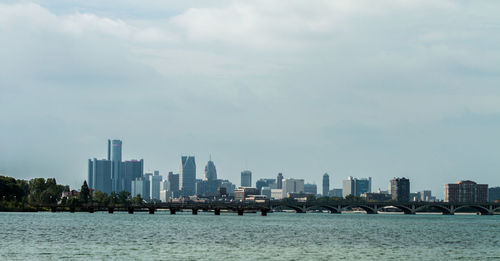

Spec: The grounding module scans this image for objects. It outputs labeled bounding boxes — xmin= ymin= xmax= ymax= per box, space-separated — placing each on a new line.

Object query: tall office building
xmin=110 ymin=139 xmax=122 ymax=192
xmin=282 ymin=178 xmax=305 ymax=198
xmin=131 ymin=176 xmax=150 ymax=200
xmin=390 ymin=177 xmax=410 ymax=202
xmin=241 ymin=170 xmax=252 ymax=187
xmin=256 ymin=179 xmax=277 ymax=191
xmin=444 ymin=180 xmax=488 ymax=203
xmin=203 ymin=158 xmax=217 ymax=181
xmin=489 ymin=187 xmax=500 ymax=202
xmin=304 ymin=183 xmax=317 ymax=195
xmin=88 ymin=158 xmax=112 ymax=194
xmin=342 ymin=176 xmax=372 ymax=197
xmin=119 ymin=159 xmax=144 ymax=193
xmin=149 ymin=171 xmax=162 ymax=201
xmin=276 ymin=173 xmax=283 ymax=189
xmin=167 ymin=172 xmax=180 ymax=194
xmin=180 ymin=156 xmax=196 ymax=196
xmin=322 ymin=173 xmax=330 ymax=196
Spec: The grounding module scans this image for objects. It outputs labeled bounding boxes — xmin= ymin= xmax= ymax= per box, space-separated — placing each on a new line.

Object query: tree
xmin=118 ymin=191 xmax=131 ymax=204
xmin=132 ymin=194 xmax=143 ymax=205
xmin=80 ymin=180 xmax=90 ymax=204
xmin=93 ymin=190 xmax=109 ymax=205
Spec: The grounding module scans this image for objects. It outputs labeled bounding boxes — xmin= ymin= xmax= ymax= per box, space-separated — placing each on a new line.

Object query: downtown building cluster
xmin=88 ymin=139 xmax=499 ymax=203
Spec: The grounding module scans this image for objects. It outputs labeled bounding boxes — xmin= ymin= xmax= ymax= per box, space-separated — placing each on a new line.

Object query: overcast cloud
xmin=1 ymin=0 xmax=500 ymax=196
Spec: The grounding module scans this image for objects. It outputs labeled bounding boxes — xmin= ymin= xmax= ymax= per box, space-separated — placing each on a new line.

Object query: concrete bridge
xmin=40 ymin=200 xmax=500 ymax=216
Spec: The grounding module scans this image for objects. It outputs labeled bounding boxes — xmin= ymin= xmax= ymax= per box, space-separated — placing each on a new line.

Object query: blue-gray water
xmin=1 ymin=212 xmax=499 ymax=260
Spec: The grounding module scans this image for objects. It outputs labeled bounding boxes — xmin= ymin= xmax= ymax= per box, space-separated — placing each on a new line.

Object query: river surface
xmin=0 ymin=211 xmax=499 ymax=260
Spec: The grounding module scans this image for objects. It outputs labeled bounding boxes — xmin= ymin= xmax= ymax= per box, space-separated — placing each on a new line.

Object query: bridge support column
xmin=88 ymin=207 xmax=95 ymax=213
xmin=261 ymin=209 xmax=268 ymax=216
xmin=192 ymin=209 xmax=198 ymax=215
xmin=170 ymin=208 xmax=176 ymax=215
xmin=108 ymin=207 xmax=114 ymax=214
xmin=50 ymin=206 xmax=57 ymax=213
xmin=69 ymin=207 xmax=75 ymax=213
xmin=214 ymin=208 xmax=221 ymax=215
xmin=128 ymin=207 xmax=134 ymax=214
xmin=149 ymin=208 xmax=155 ymax=214
xmin=237 ymin=209 xmax=244 ymax=216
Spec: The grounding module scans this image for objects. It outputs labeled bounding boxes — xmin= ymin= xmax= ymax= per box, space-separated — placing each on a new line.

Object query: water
xmin=1 ymin=211 xmax=499 ymax=260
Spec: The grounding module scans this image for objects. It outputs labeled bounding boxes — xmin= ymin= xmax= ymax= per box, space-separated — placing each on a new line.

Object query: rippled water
xmin=1 ymin=211 xmax=499 ymax=260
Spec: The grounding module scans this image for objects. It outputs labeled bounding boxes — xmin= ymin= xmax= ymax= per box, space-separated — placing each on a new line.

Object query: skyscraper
xmin=203 ymin=158 xmax=217 ymax=181
xmin=110 ymin=139 xmax=122 ymax=192
xmin=342 ymin=176 xmax=372 ymax=197
xmin=167 ymin=172 xmax=180 ymax=194
xmin=180 ymin=156 xmax=196 ymax=196
xmin=241 ymin=170 xmax=252 ymax=187
xmin=276 ymin=173 xmax=283 ymax=189
xmin=390 ymin=177 xmax=410 ymax=202
xmin=119 ymin=159 xmax=143 ymax=193
xmin=304 ymin=183 xmax=317 ymax=195
xmin=282 ymin=178 xmax=305 ymax=198
xmin=322 ymin=173 xmax=329 ymax=196
xmin=149 ymin=171 xmax=162 ymax=201
xmin=88 ymin=158 xmax=112 ymax=194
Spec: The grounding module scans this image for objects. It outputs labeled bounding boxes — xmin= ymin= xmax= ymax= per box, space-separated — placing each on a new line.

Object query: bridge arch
xmin=415 ymin=204 xmax=453 ymax=215
xmin=454 ymin=205 xmax=491 ymax=215
xmin=276 ymin=204 xmax=306 ymax=213
xmin=343 ymin=204 xmax=377 ymax=214
xmin=384 ymin=205 xmax=415 ymax=214
xmin=306 ymin=205 xmax=341 ymax=214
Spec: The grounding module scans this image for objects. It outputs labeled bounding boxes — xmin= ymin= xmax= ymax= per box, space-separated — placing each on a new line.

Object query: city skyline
xmin=2 ymin=1 xmax=500 ymax=198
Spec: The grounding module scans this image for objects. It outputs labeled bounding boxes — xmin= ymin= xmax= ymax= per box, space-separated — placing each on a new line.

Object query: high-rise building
xmin=390 ymin=177 xmax=410 ymax=202
xmin=342 ymin=176 xmax=372 ymax=197
xmin=203 ymin=158 xmax=217 ymax=181
xmin=282 ymin=179 xmax=305 ymax=198
xmin=131 ymin=176 xmax=150 ymax=200
xmin=276 ymin=173 xmax=283 ymax=189
xmin=419 ymin=190 xmax=433 ymax=201
xmin=119 ymin=159 xmax=144 ymax=193
xmin=241 ymin=170 xmax=252 ymax=187
xmin=444 ymin=180 xmax=488 ymax=203
xmin=88 ymin=158 xmax=112 ymax=194
xmin=149 ymin=171 xmax=162 ymax=201
xmin=180 ymin=156 xmax=196 ymax=196
xmin=329 ymin=188 xmax=343 ymax=198
xmin=322 ymin=173 xmax=329 ymax=196
xmin=110 ymin=139 xmax=122 ymax=192
xmin=167 ymin=172 xmax=180 ymax=196
xmin=256 ymin=178 xmax=277 ymax=191
xmin=220 ymin=180 xmax=236 ymax=195
xmin=489 ymin=187 xmax=500 ymax=202
xmin=304 ymin=183 xmax=317 ymax=195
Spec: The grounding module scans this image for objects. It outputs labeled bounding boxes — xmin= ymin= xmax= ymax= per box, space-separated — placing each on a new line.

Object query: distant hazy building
xmin=261 ymin=187 xmax=272 ymax=199
xmin=276 ymin=173 xmax=283 ymax=189
xmin=167 ymin=172 xmax=180 ymax=197
xmin=390 ymin=178 xmax=410 ymax=202
xmin=271 ymin=189 xmax=283 ymax=200
xmin=489 ymin=187 xmax=500 ymax=202
xmin=131 ymin=176 xmax=150 ymax=200
xmin=234 ymin=187 xmax=260 ymax=201
xmin=241 ymin=170 xmax=252 ymax=187
xmin=322 ymin=173 xmax=329 ymax=196
xmin=329 ymin=188 xmax=342 ymax=198
xmin=444 ymin=180 xmax=488 ymax=203
xmin=220 ymin=180 xmax=236 ymax=195
xmin=149 ymin=171 xmax=162 ymax=201
xmin=361 ymin=192 xmax=392 ymax=201
xmin=88 ymin=158 xmax=112 ymax=194
xmin=282 ymin=179 xmax=304 ymax=198
xmin=203 ymin=158 xmax=217 ymax=181
xmin=418 ymin=190 xmax=434 ymax=202
xmin=304 ymin=184 xmax=317 ymax=195
xmin=196 ymin=179 xmax=222 ymax=197
xmin=342 ymin=177 xmax=372 ymax=197
xmin=256 ymin=178 xmax=277 ymax=191
xmin=180 ymin=156 xmax=196 ymax=196
xmin=120 ymin=159 xmax=144 ymax=193
xmin=110 ymin=139 xmax=122 ymax=193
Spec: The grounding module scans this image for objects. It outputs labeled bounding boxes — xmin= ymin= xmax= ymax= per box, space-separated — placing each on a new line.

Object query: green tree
xmin=117 ymin=191 xmax=131 ymax=204
xmin=93 ymin=190 xmax=109 ymax=205
xmin=80 ymin=180 xmax=90 ymax=204
xmin=132 ymin=194 xmax=143 ymax=205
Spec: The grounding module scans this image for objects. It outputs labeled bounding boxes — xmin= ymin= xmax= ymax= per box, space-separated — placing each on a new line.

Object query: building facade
xmin=322 ymin=173 xmax=329 ymax=196
xmin=489 ymin=187 xmax=500 ymax=202
xmin=276 ymin=173 xmax=283 ymax=189
xmin=444 ymin=180 xmax=488 ymax=203
xmin=282 ymin=178 xmax=305 ymax=198
xmin=88 ymin=158 xmax=112 ymax=194
xmin=241 ymin=170 xmax=252 ymax=187
xmin=390 ymin=177 xmax=410 ymax=202
xmin=180 ymin=156 xmax=196 ymax=196
xmin=304 ymin=183 xmax=317 ymax=195
xmin=342 ymin=177 xmax=372 ymax=197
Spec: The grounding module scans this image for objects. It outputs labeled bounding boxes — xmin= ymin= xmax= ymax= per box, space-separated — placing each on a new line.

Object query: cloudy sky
xmin=1 ymin=0 xmax=500 ymax=197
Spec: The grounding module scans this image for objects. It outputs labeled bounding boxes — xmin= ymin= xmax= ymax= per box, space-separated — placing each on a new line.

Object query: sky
xmin=1 ymin=0 xmax=500 ymax=197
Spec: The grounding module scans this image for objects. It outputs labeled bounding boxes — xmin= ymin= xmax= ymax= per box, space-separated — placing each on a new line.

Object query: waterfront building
xmin=282 ymin=178 xmax=304 ymax=198
xmin=444 ymin=180 xmax=488 ymax=203
xmin=220 ymin=180 xmax=236 ymax=195
xmin=261 ymin=187 xmax=272 ymax=199
xmin=203 ymin=158 xmax=217 ymax=181
xmin=304 ymin=183 xmax=317 ymax=195
xmin=329 ymin=188 xmax=343 ymax=198
xmin=180 ymin=156 xmax=196 ymax=196
xmin=233 ymin=187 xmax=260 ymax=201
xmin=88 ymin=158 xmax=112 ymax=194
xmin=489 ymin=187 xmax=500 ymax=202
xmin=256 ymin=178 xmax=277 ymax=191
xmin=276 ymin=173 xmax=283 ymax=189
xmin=119 ymin=159 xmax=144 ymax=193
xmin=390 ymin=177 xmax=410 ymax=202
xmin=322 ymin=173 xmax=329 ymax=196
xmin=271 ymin=189 xmax=283 ymax=200
xmin=149 ymin=171 xmax=162 ymax=201
xmin=241 ymin=170 xmax=252 ymax=187
xmin=361 ymin=192 xmax=392 ymax=201
xmin=342 ymin=177 xmax=372 ymax=197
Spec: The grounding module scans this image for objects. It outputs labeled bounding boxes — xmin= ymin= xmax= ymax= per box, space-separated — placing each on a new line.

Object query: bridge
xmin=39 ymin=200 xmax=500 ymax=216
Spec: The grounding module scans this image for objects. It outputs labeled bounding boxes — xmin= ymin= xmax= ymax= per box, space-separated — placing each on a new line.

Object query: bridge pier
xmin=50 ymin=206 xmax=57 ymax=213
xmin=214 ymin=208 xmax=221 ymax=215
xmin=170 ymin=208 xmax=176 ymax=215
xmin=237 ymin=209 xmax=244 ymax=216
xmin=88 ymin=207 xmax=95 ymax=213
xmin=149 ymin=208 xmax=155 ymax=214
xmin=69 ymin=207 xmax=75 ymax=213
xmin=108 ymin=207 xmax=114 ymax=214
xmin=192 ymin=209 xmax=198 ymax=215
xmin=261 ymin=209 xmax=268 ymax=216
xmin=128 ymin=207 xmax=134 ymax=214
